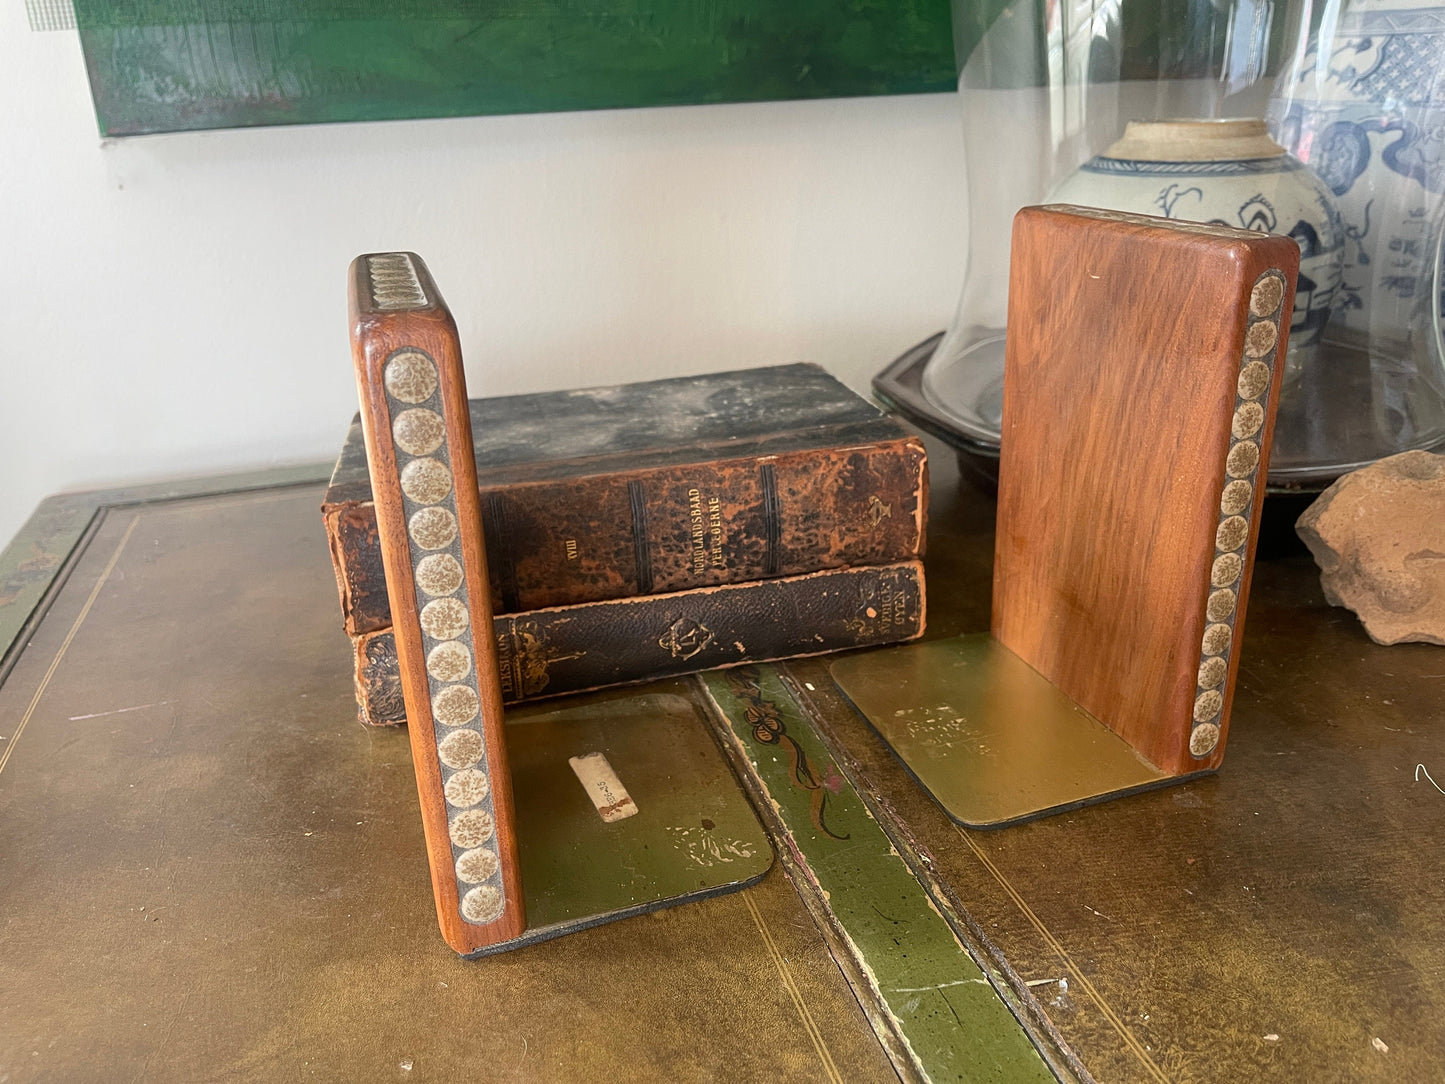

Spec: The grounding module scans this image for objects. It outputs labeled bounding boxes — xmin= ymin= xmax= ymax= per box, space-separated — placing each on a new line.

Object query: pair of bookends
xmin=348 ymin=253 xmax=769 ymax=956
xmin=833 ymin=205 xmax=1299 ymax=826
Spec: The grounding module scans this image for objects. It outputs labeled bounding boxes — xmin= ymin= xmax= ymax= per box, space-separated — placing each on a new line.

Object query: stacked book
xmin=321 ymin=362 xmax=928 ymax=724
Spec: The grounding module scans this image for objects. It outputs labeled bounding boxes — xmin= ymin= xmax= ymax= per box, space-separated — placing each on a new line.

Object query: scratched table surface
xmin=2 ymin=442 xmax=1443 ymax=1083
xmin=785 ymin=444 xmax=1445 ymax=1083
xmin=0 ymin=484 xmax=899 ymax=1082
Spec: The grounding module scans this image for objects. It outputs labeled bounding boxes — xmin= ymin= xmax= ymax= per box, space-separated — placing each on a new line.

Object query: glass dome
xmin=896 ymin=0 xmax=1445 ymax=487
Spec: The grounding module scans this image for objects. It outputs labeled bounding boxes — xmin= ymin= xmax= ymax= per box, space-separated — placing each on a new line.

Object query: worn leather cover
xmin=322 ymin=364 xmax=927 ymax=630
xmin=351 ymin=560 xmax=926 ymax=720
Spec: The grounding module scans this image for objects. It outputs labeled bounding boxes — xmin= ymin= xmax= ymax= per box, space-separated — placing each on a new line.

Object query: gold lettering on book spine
xmin=707 ymin=496 xmax=724 ymax=569
xmin=687 ymin=488 xmax=706 ymax=574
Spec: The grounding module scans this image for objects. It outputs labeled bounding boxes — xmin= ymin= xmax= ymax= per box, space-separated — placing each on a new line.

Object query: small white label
xmin=569 ymin=752 xmax=638 ymax=823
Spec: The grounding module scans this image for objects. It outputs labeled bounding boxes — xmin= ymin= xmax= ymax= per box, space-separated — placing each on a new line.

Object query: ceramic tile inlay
xmin=375 ymin=317 xmax=509 ymax=927
xmin=1191 ymin=269 xmax=1284 ymax=759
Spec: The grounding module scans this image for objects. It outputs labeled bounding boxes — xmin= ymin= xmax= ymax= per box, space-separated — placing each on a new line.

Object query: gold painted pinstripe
xmin=0 ymin=514 xmax=140 ymax=781
xmin=954 ymin=825 xmax=1173 ymax=1084
xmin=741 ymin=888 xmax=845 ymax=1084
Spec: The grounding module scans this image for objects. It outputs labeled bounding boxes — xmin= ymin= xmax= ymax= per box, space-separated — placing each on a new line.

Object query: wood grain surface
xmin=348 ymin=252 xmax=525 ymax=952
xmin=993 ymin=206 xmax=1299 ymax=775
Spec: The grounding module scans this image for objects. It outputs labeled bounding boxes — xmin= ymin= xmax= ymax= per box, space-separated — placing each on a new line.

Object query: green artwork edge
xmin=74 ymin=1 xmax=959 ymax=137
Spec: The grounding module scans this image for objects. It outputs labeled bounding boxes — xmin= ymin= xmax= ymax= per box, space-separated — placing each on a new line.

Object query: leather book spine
xmin=348 ymin=561 xmax=926 ymax=720
xmin=323 ymin=431 xmax=927 ymax=636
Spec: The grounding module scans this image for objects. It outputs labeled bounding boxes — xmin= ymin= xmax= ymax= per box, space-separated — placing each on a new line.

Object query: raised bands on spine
xmin=628 ymin=480 xmax=654 ymax=594
xmin=482 ymin=493 xmax=520 ymax=614
xmin=760 ymin=463 xmax=783 ymax=577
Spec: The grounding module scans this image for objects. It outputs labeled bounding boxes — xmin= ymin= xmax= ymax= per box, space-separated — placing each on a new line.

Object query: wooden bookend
xmin=831 ymin=206 xmax=1298 ymax=826
xmin=347 ymin=252 xmax=525 ymax=952
xmin=994 ymin=205 xmax=1299 ymax=776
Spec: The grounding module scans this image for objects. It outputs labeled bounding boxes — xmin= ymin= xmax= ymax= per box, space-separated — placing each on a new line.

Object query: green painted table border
xmin=0 ymin=464 xmax=332 ymax=681
xmin=702 ymin=664 xmax=1068 ymax=1084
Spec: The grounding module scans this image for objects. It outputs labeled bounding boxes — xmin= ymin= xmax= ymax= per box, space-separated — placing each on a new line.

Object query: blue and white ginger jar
xmin=1269 ymin=0 xmax=1444 ymax=350
xmin=1048 ymin=119 xmax=1347 ymax=384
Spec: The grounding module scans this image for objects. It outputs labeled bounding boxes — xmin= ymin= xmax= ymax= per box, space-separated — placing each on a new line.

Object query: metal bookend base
xmin=464 ymin=689 xmax=773 ymax=957
xmin=831 ymin=635 xmax=1203 ymax=828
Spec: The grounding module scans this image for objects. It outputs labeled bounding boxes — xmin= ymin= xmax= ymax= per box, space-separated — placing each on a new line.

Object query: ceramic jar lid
xmin=1104 ymin=118 xmax=1287 ymax=162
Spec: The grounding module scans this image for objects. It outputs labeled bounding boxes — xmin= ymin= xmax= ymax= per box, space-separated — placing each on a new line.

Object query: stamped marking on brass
xmin=663 ymin=824 xmax=759 ymax=867
xmin=1192 ymin=269 xmax=1283 ymax=759
xmin=377 ymin=331 xmax=508 ymax=926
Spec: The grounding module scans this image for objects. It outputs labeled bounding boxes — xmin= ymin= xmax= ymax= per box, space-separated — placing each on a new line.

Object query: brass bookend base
xmin=831 ymin=635 xmax=1204 ymax=828
xmin=465 ymin=688 xmax=774 ymax=957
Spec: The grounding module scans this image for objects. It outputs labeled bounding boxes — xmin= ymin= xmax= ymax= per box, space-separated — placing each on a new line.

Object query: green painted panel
xmin=703 ymin=665 xmax=1055 ymax=1084
xmin=74 ymin=0 xmax=957 ymax=136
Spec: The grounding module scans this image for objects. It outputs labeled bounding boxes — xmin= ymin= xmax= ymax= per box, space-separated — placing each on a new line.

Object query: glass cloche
xmin=879 ymin=0 xmax=1445 ymax=488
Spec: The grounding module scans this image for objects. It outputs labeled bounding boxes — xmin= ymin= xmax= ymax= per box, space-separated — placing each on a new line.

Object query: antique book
xmin=322 ymin=363 xmax=928 ymax=634
xmin=349 ymin=560 xmax=927 ymax=723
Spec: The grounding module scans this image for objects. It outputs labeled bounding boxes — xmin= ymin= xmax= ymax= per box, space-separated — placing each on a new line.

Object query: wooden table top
xmin=2 ymin=437 xmax=1442 ymax=1082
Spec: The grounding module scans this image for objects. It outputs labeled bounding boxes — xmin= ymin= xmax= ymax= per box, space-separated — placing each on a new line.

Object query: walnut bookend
xmin=832 ymin=206 xmax=1298 ymax=825
xmin=345 ymin=253 xmax=774 ymax=954
xmin=994 ymin=205 xmax=1298 ymax=775
xmin=348 ymin=252 xmax=526 ymax=952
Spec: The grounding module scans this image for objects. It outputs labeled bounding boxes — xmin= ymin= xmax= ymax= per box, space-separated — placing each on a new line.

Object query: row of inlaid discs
xmin=385 ymin=345 xmax=505 ymax=926
xmin=1189 ymin=273 xmax=1283 ymax=759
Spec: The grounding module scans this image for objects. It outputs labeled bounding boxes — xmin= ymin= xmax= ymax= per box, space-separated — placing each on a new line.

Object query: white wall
xmin=0 ymin=7 xmax=967 ymax=549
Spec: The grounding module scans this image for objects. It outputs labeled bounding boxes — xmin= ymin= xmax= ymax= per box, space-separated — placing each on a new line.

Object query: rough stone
xmin=1296 ymin=450 xmax=1445 ymax=645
